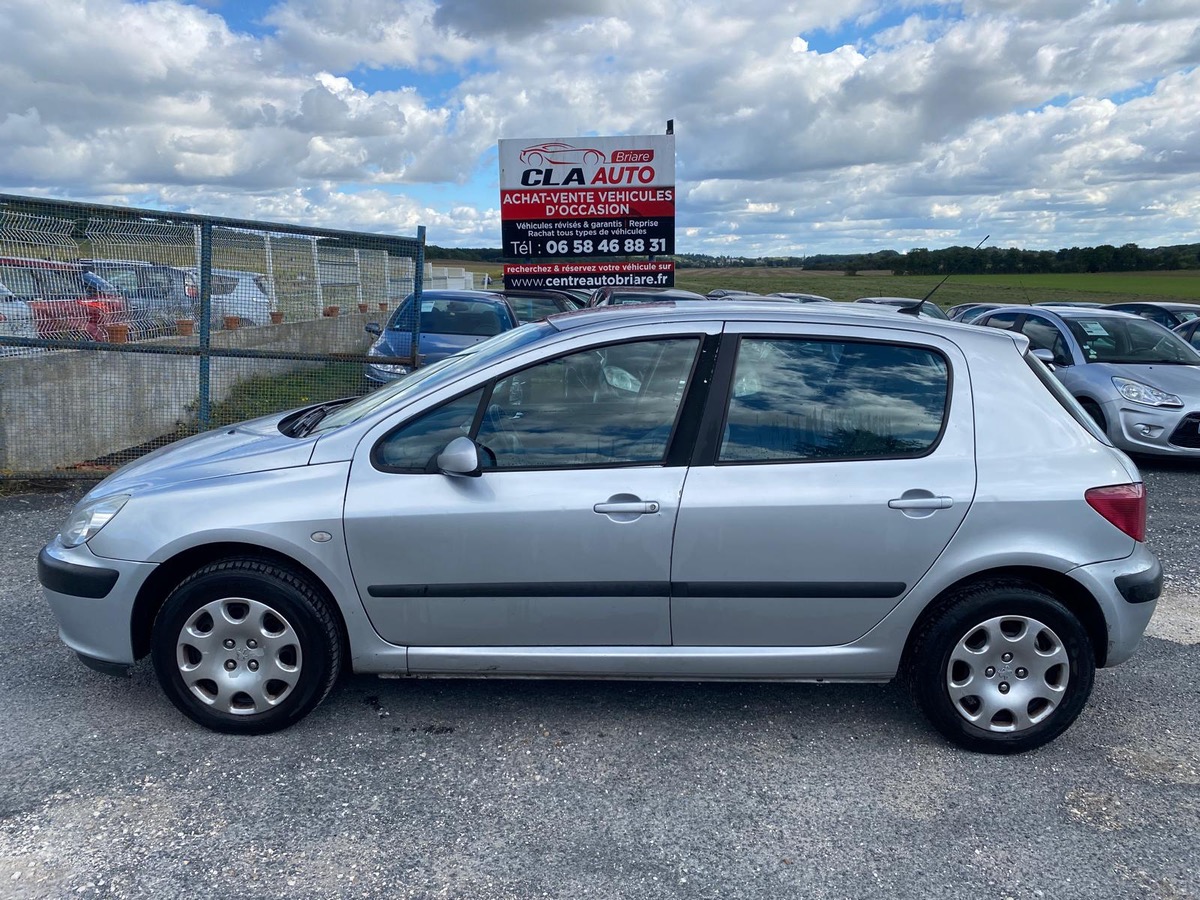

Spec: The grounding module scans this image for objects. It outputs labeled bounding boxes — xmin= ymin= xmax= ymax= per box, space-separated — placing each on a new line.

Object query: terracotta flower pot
xmin=357 ymin=303 xmax=369 ymax=313
xmin=175 ymin=319 xmax=195 ymax=337
xmin=106 ymin=322 xmax=130 ymax=344
xmin=223 ymin=315 xmax=240 ymax=331
xmin=378 ymin=302 xmax=388 ymax=312
xmin=270 ymin=311 xmax=284 ymax=324
xmin=323 ymin=305 xmax=341 ymax=317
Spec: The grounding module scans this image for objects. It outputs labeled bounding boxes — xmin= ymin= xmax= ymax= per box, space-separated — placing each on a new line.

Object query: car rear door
xmin=670 ymin=321 xmax=976 ymax=647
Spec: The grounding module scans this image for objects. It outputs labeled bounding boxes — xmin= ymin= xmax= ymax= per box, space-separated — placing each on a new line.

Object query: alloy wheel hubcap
xmin=946 ymin=614 xmax=1069 ymax=732
xmin=175 ymin=597 xmax=302 ymax=715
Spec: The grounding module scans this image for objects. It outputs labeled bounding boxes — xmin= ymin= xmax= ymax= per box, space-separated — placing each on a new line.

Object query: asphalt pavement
xmin=1 ymin=463 xmax=1198 ymax=900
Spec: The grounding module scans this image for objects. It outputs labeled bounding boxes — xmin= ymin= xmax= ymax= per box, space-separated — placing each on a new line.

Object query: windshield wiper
xmin=286 ymin=398 xmax=354 ymax=437
xmin=289 ymin=407 xmax=329 ymax=437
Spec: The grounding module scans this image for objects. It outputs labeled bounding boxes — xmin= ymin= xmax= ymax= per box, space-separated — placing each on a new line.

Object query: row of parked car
xmin=0 ymin=256 xmax=279 ymax=350
xmin=363 ymin=286 xmax=1200 ymax=461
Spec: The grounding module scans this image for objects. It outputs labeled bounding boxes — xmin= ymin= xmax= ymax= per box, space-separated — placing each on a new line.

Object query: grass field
xmin=437 ymin=261 xmax=1200 ymax=311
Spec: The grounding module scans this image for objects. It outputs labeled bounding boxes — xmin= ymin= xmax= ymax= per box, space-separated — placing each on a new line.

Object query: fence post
xmin=412 ymin=225 xmax=425 ymax=366
xmin=310 ymin=236 xmax=324 ymax=316
xmin=198 ymin=222 xmax=213 ymax=429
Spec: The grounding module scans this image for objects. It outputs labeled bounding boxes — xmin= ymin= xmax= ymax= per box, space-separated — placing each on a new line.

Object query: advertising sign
xmin=503 ymin=260 xmax=675 ymax=291
xmin=498 ymin=134 xmax=675 ymax=261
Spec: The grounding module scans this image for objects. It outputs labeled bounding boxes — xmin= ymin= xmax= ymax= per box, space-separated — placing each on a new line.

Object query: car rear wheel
xmin=151 ymin=558 xmax=342 ymax=734
xmin=907 ymin=583 xmax=1095 ymax=754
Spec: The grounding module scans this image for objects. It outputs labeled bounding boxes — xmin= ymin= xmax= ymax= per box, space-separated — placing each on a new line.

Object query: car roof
xmin=604 ymin=287 xmax=706 ymax=298
xmin=980 ymin=304 xmax=1144 ymax=321
xmin=854 ymin=301 xmax=926 ymax=309
xmin=81 ymin=258 xmax=163 ymax=267
xmin=0 ymin=256 xmax=81 ymax=270
xmin=544 ymin=299 xmax=1020 ymax=345
xmin=416 ymin=289 xmax=507 ymax=302
xmin=1113 ymin=301 xmax=1200 ymax=311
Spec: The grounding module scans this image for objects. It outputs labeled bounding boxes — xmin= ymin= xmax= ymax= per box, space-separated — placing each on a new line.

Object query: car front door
xmin=670 ymin=322 xmax=976 ymax=647
xmin=343 ymin=324 xmax=717 ymax=649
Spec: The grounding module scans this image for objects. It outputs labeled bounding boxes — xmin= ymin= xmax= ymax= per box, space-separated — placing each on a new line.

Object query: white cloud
xmin=0 ymin=0 xmax=1197 ymax=254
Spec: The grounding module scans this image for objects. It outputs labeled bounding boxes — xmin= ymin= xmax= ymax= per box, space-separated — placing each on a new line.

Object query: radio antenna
xmin=920 ymin=234 xmax=990 ymax=303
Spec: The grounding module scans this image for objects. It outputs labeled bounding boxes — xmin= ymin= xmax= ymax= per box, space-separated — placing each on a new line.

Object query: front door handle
xmin=888 ymin=496 xmax=953 ymax=510
xmin=594 ymin=500 xmax=660 ymax=515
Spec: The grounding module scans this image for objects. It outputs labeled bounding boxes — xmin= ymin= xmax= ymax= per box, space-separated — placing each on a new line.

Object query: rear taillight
xmin=1085 ymin=483 xmax=1146 ymax=542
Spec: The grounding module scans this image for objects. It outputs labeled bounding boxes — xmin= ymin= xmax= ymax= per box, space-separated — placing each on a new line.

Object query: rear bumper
xmin=1069 ymin=544 xmax=1161 ymax=667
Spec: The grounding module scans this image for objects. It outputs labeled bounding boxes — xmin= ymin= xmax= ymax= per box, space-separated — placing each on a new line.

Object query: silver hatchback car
xmin=974 ymin=305 xmax=1200 ymax=457
xmin=39 ymin=303 xmax=1161 ymax=753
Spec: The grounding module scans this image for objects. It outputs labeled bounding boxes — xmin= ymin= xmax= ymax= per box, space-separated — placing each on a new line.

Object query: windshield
xmin=1064 ymin=316 xmax=1200 ymax=365
xmin=390 ymin=295 xmax=509 ymax=337
xmin=310 ymin=321 xmax=555 ymax=433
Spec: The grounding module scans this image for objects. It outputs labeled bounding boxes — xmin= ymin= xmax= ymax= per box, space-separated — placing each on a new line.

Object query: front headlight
xmin=368 ymin=344 xmax=410 ymax=376
xmin=1112 ymin=377 xmax=1183 ymax=408
xmin=60 ymin=494 xmax=130 ymax=548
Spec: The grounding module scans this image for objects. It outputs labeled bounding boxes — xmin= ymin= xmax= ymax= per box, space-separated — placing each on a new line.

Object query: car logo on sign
xmin=519 ymin=143 xmax=606 ymax=166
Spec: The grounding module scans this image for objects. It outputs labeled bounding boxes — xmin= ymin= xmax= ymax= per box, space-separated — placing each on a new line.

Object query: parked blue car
xmin=364 ymin=290 xmax=519 ymax=385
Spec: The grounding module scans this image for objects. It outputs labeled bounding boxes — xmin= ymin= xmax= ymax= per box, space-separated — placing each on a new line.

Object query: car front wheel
xmin=151 ymin=558 xmax=342 ymax=734
xmin=907 ymin=583 xmax=1095 ymax=754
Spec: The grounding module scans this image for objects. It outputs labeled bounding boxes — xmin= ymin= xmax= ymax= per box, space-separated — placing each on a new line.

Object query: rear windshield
xmin=1023 ymin=351 xmax=1111 ymax=445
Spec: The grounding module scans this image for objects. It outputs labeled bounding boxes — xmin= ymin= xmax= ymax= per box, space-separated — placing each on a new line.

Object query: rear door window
xmin=719 ymin=337 xmax=949 ymax=463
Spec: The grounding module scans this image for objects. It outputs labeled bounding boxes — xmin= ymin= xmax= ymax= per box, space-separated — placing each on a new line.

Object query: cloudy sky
xmin=1 ymin=0 xmax=1197 ymax=256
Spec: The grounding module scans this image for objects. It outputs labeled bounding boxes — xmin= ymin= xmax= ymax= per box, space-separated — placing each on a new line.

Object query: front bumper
xmin=1107 ymin=400 xmax=1200 ymax=456
xmin=38 ymin=538 xmax=157 ymax=669
xmin=1068 ymin=543 xmax=1161 ymax=667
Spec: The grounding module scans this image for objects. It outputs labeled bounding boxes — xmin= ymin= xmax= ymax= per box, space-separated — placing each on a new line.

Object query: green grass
xmin=669 ymin=268 xmax=1200 ymax=310
xmin=205 ymin=361 xmax=364 ymax=428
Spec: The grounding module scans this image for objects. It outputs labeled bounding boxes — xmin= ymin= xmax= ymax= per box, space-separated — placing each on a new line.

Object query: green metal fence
xmin=0 ymin=194 xmax=425 ymax=478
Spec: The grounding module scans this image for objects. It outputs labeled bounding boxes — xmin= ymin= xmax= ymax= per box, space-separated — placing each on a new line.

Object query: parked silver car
xmin=973 ymin=305 xmax=1200 ymax=456
xmin=39 ymin=302 xmax=1160 ymax=752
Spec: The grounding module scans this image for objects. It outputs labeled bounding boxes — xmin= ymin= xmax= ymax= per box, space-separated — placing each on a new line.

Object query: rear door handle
xmin=888 ymin=496 xmax=953 ymax=510
xmin=594 ymin=501 xmax=660 ymax=515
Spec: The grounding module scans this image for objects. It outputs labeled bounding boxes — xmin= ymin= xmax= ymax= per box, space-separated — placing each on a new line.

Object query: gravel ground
xmin=1 ymin=463 xmax=1198 ymax=900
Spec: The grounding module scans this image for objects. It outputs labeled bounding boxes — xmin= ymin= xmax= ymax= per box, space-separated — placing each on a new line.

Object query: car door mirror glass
xmin=436 ymin=436 xmax=483 ymax=477
xmin=365 ymin=322 xmax=382 ymax=336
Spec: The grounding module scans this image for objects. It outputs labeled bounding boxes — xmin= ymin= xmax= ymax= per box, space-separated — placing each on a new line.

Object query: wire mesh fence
xmin=0 ymin=194 xmax=426 ymax=478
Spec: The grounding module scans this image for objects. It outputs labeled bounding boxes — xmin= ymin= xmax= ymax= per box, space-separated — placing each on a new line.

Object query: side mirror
xmin=436 ymin=436 xmax=483 ymax=478
xmin=365 ymin=322 xmax=382 ymax=336
xmin=1031 ymin=348 xmax=1057 ymax=370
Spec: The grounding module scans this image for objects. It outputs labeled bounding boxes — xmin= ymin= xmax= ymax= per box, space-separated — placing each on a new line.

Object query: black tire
xmin=151 ymin=558 xmax=342 ymax=734
xmin=906 ymin=582 xmax=1095 ymax=754
xmin=1079 ymin=398 xmax=1108 ymax=434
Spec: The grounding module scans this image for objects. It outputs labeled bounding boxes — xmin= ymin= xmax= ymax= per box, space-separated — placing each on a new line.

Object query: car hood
xmin=374 ymin=329 xmax=492 ymax=362
xmin=82 ymin=412 xmax=313 ymax=500
xmin=1091 ymin=363 xmax=1200 ymax=399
